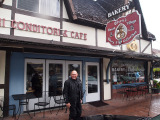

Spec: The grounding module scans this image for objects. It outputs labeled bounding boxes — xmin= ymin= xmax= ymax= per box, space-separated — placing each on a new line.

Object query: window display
xmin=112 ymin=60 xmax=145 ymax=85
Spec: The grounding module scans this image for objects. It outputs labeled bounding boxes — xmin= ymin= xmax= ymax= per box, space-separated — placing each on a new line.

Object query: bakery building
xmin=0 ymin=0 xmax=159 ymax=115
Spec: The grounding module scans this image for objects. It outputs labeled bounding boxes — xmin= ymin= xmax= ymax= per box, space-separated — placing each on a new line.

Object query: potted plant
xmin=152 ymin=80 xmax=160 ymax=94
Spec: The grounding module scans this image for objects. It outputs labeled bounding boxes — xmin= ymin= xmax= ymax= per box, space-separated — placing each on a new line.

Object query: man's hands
xmin=66 ymin=103 xmax=71 ymax=109
xmin=66 ymin=100 xmax=82 ymax=109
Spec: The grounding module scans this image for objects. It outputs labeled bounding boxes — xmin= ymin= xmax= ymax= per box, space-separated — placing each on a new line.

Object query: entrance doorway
xmin=24 ymin=59 xmax=82 ymax=110
xmin=86 ymin=62 xmax=100 ymax=102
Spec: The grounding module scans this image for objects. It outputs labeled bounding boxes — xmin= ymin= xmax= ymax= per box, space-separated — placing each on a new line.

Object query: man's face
xmin=71 ymin=71 xmax=78 ymax=80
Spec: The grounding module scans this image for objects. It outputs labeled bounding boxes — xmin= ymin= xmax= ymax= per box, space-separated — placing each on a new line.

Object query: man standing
xmin=63 ymin=70 xmax=83 ymax=120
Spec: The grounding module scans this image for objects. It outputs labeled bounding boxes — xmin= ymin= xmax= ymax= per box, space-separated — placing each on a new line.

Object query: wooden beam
xmin=0 ymin=84 xmax=4 ymax=89
xmin=142 ymin=42 xmax=151 ymax=53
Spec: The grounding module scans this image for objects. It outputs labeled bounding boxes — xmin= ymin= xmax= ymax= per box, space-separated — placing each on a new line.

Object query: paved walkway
xmin=1 ymin=94 xmax=160 ymax=120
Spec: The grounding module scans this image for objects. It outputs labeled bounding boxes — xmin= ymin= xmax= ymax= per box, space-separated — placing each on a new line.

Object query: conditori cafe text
xmin=0 ymin=18 xmax=87 ymax=40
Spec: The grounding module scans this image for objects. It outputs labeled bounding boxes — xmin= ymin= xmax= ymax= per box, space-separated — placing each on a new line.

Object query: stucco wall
xmin=63 ymin=2 xmax=69 ymax=19
xmin=14 ymin=14 xmax=60 ymax=41
xmin=140 ymin=39 xmax=152 ymax=54
xmin=63 ymin=22 xmax=96 ymax=46
xmin=103 ymin=58 xmax=111 ymax=100
xmin=97 ymin=29 xmax=121 ymax=50
xmin=3 ymin=0 xmax=12 ymax=6
xmin=0 ymin=8 xmax=11 ymax=35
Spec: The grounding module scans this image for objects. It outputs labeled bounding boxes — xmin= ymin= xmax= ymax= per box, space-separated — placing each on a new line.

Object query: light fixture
xmin=93 ymin=0 xmax=97 ymax=1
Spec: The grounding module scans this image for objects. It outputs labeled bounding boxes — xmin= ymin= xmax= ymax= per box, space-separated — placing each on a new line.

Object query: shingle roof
xmin=64 ymin=0 xmax=156 ymax=41
xmin=71 ymin=0 xmax=125 ymax=24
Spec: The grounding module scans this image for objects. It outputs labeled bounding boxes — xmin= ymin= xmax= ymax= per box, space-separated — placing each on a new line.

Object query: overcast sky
xmin=139 ymin=0 xmax=160 ymax=50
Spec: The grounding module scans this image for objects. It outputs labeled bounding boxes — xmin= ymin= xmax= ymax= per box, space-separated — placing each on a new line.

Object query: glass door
xmin=65 ymin=61 xmax=82 ymax=80
xmin=24 ymin=59 xmax=45 ymax=111
xmin=46 ymin=60 xmax=65 ymax=107
xmin=86 ymin=62 xmax=100 ymax=102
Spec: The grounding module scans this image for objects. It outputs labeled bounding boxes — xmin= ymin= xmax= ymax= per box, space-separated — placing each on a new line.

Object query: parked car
xmin=88 ymin=76 xmax=98 ymax=93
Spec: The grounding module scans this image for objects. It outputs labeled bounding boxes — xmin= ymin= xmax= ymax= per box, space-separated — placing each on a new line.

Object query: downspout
xmin=106 ymin=56 xmax=119 ymax=84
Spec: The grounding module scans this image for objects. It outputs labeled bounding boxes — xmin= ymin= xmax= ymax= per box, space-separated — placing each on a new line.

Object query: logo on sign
xmin=106 ymin=11 xmax=141 ymax=46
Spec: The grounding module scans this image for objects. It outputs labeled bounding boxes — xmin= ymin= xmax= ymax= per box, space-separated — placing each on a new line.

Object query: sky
xmin=139 ymin=0 xmax=160 ymax=50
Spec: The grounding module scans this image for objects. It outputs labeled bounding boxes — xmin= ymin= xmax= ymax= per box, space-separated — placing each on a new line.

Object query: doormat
xmin=88 ymin=101 xmax=109 ymax=107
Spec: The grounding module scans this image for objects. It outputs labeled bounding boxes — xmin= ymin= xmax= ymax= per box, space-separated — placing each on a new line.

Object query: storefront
xmin=112 ymin=60 xmax=146 ymax=85
xmin=0 ymin=0 xmax=159 ymax=116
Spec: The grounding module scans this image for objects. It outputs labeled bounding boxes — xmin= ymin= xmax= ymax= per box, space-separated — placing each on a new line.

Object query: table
xmin=12 ymin=93 xmax=36 ymax=120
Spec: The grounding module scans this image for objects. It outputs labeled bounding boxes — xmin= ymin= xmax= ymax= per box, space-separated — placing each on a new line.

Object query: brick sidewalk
xmin=1 ymin=94 xmax=160 ymax=120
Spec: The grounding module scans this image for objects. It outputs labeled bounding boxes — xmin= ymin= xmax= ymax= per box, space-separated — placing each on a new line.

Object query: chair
xmin=136 ymin=84 xmax=146 ymax=98
xmin=126 ymin=85 xmax=138 ymax=100
xmin=115 ymin=86 xmax=127 ymax=100
xmin=0 ymin=99 xmax=16 ymax=120
xmin=34 ymin=91 xmax=52 ymax=118
xmin=52 ymin=92 xmax=66 ymax=115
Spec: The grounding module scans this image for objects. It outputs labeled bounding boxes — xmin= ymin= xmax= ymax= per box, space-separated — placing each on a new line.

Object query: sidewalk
xmin=1 ymin=94 xmax=160 ymax=120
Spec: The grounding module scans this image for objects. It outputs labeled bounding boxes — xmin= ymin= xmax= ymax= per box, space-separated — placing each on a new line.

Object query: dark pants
xmin=69 ymin=100 xmax=82 ymax=120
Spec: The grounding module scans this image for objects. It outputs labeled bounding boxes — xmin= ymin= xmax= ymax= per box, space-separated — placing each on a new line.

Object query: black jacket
xmin=63 ymin=77 xmax=83 ymax=103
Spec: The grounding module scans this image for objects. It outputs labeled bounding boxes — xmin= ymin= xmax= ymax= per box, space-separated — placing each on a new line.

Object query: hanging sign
xmin=106 ymin=11 xmax=141 ymax=46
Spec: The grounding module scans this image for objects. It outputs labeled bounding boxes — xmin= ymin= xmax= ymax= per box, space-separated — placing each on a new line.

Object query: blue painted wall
xmin=9 ymin=52 xmax=100 ymax=112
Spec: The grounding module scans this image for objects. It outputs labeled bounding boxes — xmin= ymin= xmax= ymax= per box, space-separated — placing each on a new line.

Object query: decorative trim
xmin=100 ymin=58 xmax=104 ymax=101
xmin=0 ymin=4 xmax=12 ymax=10
xmin=10 ymin=0 xmax=16 ymax=36
xmin=95 ymin=28 xmax=98 ymax=47
xmin=0 ymin=84 xmax=4 ymax=88
xmin=3 ymin=50 xmax=11 ymax=117
xmin=142 ymin=42 xmax=151 ymax=53
xmin=15 ymin=9 xmax=61 ymax=22
xmin=139 ymin=39 xmax=141 ymax=53
xmin=60 ymin=0 xmax=63 ymax=42
xmin=68 ymin=0 xmax=77 ymax=20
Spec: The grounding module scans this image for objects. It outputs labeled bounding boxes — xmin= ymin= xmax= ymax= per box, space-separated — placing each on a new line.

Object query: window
xmin=112 ymin=60 xmax=145 ymax=85
xmin=17 ymin=0 xmax=60 ymax=17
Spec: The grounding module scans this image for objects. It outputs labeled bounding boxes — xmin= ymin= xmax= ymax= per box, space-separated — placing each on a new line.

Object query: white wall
xmin=103 ymin=58 xmax=111 ymax=100
xmin=63 ymin=2 xmax=69 ymax=19
xmin=14 ymin=14 xmax=60 ymax=42
xmin=0 ymin=51 xmax=6 ymax=84
xmin=97 ymin=29 xmax=121 ymax=50
xmin=63 ymin=22 xmax=96 ymax=46
xmin=3 ymin=0 xmax=12 ymax=6
xmin=0 ymin=8 xmax=11 ymax=35
xmin=140 ymin=39 xmax=152 ymax=54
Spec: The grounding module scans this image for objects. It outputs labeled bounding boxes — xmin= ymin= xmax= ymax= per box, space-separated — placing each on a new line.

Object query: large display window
xmin=112 ymin=60 xmax=145 ymax=85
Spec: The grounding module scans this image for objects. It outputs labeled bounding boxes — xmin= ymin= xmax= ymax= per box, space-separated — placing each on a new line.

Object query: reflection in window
xmin=26 ymin=63 xmax=43 ymax=97
xmin=17 ymin=0 xmax=60 ymax=17
xmin=49 ymin=64 xmax=62 ymax=96
xmin=88 ymin=65 xmax=98 ymax=93
xmin=112 ymin=60 xmax=145 ymax=85
xmin=68 ymin=64 xmax=80 ymax=78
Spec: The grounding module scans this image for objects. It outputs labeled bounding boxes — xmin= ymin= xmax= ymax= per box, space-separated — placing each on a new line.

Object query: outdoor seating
xmin=0 ymin=99 xmax=16 ymax=120
xmin=126 ymin=85 xmax=138 ymax=100
xmin=115 ymin=86 xmax=128 ymax=100
xmin=136 ymin=84 xmax=146 ymax=98
xmin=51 ymin=92 xmax=66 ymax=115
xmin=12 ymin=93 xmax=35 ymax=120
xmin=34 ymin=91 xmax=52 ymax=118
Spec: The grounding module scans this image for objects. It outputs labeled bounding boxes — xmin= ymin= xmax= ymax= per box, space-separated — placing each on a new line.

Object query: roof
xmin=64 ymin=0 xmax=156 ymax=41
xmin=71 ymin=0 xmax=124 ymax=24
